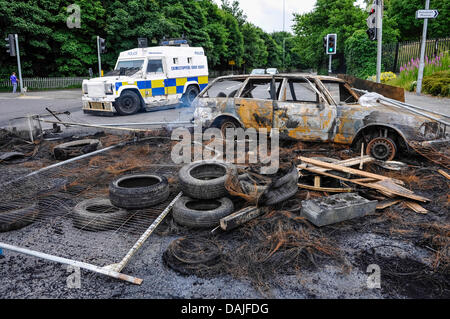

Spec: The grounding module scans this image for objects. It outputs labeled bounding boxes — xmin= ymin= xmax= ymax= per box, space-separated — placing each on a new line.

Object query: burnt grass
xmin=0 ymin=130 xmax=449 ymax=298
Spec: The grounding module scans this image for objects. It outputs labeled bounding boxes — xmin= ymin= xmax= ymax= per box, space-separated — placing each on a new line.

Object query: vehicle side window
xmin=286 ymin=80 xmax=318 ymax=103
xmin=147 ymin=59 xmax=163 ymax=73
xmin=322 ymin=81 xmax=358 ymax=104
xmin=202 ymin=79 xmax=246 ymax=98
xmin=240 ymin=79 xmax=282 ymax=100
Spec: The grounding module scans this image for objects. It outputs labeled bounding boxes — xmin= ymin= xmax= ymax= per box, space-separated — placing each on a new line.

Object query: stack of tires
xmin=72 ymin=174 xmax=170 ymax=231
xmin=173 ymin=160 xmax=236 ymax=228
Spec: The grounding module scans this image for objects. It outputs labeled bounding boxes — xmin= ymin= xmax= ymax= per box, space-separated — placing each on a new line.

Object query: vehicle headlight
xmin=105 ymin=83 xmax=114 ymax=95
xmin=82 ymin=83 xmax=88 ymax=94
xmin=419 ymin=122 xmax=442 ymax=140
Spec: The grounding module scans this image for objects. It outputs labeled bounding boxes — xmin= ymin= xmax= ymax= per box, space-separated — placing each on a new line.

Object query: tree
xmin=241 ymin=23 xmax=268 ymax=71
xmin=386 ymin=0 xmax=449 ymax=40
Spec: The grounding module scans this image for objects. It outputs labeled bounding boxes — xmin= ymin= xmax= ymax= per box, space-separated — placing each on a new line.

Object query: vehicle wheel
xmin=0 ymin=203 xmax=39 ymax=233
xmin=220 ymin=119 xmax=239 ymax=139
xmin=182 ymin=85 xmax=200 ymax=107
xmin=109 ymin=174 xmax=170 ymax=209
xmin=72 ymin=198 xmax=130 ymax=232
xmin=366 ymin=137 xmax=397 ymax=161
xmin=115 ymin=91 xmax=141 ymax=115
xmin=172 ymin=196 xmax=234 ymax=228
xmin=179 ymin=160 xmax=237 ymax=199
xmin=53 ymin=139 xmax=102 ymax=160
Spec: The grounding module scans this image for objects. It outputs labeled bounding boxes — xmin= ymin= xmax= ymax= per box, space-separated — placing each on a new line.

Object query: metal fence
xmin=383 ymin=37 xmax=450 ymax=73
xmin=0 ymin=77 xmax=85 ymax=90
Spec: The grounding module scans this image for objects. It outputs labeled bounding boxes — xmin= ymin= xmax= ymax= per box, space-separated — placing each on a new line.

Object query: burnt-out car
xmin=193 ymin=74 xmax=448 ymax=161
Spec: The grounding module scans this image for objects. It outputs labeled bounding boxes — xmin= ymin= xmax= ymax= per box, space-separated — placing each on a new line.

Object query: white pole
xmin=416 ymin=0 xmax=430 ymax=95
xmin=14 ymin=34 xmax=24 ymax=94
xmin=376 ymin=0 xmax=383 ymax=83
xmin=328 ymin=54 xmax=332 ymax=74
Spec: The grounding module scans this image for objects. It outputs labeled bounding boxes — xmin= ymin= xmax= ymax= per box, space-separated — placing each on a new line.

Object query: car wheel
xmin=72 ymin=198 xmax=130 ymax=232
xmin=115 ymin=91 xmax=141 ymax=115
xmin=179 ymin=160 xmax=237 ymax=199
xmin=366 ymin=137 xmax=397 ymax=161
xmin=109 ymin=174 xmax=170 ymax=209
xmin=220 ymin=119 xmax=239 ymax=139
xmin=172 ymin=196 xmax=234 ymax=228
xmin=182 ymin=85 xmax=200 ymax=107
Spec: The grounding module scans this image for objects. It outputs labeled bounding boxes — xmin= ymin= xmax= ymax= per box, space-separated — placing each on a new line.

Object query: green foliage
xmin=0 ymin=0 xmax=290 ymax=77
xmin=422 ymin=70 xmax=450 ymax=97
xmin=386 ymin=0 xmax=450 ymax=41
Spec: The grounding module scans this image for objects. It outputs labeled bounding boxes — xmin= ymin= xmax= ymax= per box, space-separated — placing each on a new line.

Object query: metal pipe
xmin=113 ymin=192 xmax=183 ymax=272
xmin=38 ymin=119 xmax=155 ymax=132
xmin=0 ymin=242 xmax=142 ymax=285
xmin=98 ymin=121 xmax=193 ymax=127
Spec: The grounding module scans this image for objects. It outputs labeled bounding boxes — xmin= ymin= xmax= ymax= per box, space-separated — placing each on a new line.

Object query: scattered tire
xmin=53 ymin=139 xmax=102 ymax=160
xmin=366 ymin=137 xmax=397 ymax=161
xmin=172 ymin=196 xmax=234 ymax=228
xmin=0 ymin=203 xmax=39 ymax=233
xmin=181 ymin=85 xmax=200 ymax=107
xmin=115 ymin=90 xmax=141 ymax=115
xmin=72 ymin=198 xmax=130 ymax=231
xmin=179 ymin=160 xmax=237 ymax=199
xmin=109 ymin=174 xmax=170 ymax=209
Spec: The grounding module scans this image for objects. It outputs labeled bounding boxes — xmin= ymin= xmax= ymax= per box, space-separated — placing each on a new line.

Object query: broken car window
xmin=322 ymin=81 xmax=358 ymax=104
xmin=147 ymin=59 xmax=164 ymax=73
xmin=240 ymin=79 xmax=282 ymax=100
xmin=202 ymin=79 xmax=246 ymax=98
xmin=286 ymin=80 xmax=318 ymax=103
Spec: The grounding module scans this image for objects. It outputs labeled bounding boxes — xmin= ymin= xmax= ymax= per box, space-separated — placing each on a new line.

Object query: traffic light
xmin=366 ymin=5 xmax=377 ymax=41
xmin=5 ymin=34 xmax=16 ymax=56
xmin=323 ymin=36 xmax=327 ymax=51
xmin=98 ymin=37 xmax=106 ymax=53
xmin=326 ymin=34 xmax=337 ymax=55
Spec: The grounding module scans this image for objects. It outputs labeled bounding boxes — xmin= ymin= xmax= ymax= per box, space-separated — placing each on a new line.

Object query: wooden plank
xmin=438 ymin=169 xmax=450 ymax=180
xmin=297 ymin=155 xmax=375 ymax=173
xmin=299 ymin=157 xmax=405 ymax=186
xmin=404 ymin=201 xmax=428 ymax=214
xmin=376 ymin=199 xmax=402 ymax=210
xmin=298 ymin=183 xmax=353 ymax=193
xmin=300 ymin=166 xmax=429 ymax=202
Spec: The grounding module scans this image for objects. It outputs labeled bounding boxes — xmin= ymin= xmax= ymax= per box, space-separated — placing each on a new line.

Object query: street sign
xmin=229 ymin=60 xmax=235 ymax=66
xmin=416 ymin=10 xmax=439 ymax=19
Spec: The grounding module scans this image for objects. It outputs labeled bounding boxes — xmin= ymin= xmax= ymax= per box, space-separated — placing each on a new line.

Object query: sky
xmin=212 ymin=0 xmax=366 ymax=33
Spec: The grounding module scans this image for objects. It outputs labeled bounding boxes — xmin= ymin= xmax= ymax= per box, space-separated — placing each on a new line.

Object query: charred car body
xmin=193 ymin=74 xmax=448 ymax=161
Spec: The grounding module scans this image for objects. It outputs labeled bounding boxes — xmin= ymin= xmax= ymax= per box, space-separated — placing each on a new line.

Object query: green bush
xmin=422 ymin=70 xmax=450 ymax=97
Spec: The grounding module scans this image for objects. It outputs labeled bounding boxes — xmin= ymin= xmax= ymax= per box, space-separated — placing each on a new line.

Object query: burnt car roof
xmin=214 ymin=74 xmax=347 ymax=83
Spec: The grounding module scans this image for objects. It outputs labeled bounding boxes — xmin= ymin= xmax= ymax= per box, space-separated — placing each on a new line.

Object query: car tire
xmin=115 ymin=90 xmax=141 ymax=115
xmin=220 ymin=119 xmax=240 ymax=139
xmin=72 ymin=198 xmax=130 ymax=232
xmin=172 ymin=196 xmax=234 ymax=228
xmin=109 ymin=174 xmax=170 ymax=209
xmin=179 ymin=161 xmax=237 ymax=199
xmin=182 ymin=85 xmax=200 ymax=107
xmin=0 ymin=203 xmax=39 ymax=233
xmin=53 ymin=139 xmax=102 ymax=160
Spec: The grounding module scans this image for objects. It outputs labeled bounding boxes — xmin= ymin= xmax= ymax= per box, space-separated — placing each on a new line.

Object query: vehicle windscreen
xmin=201 ymin=79 xmax=246 ymax=98
xmin=103 ymin=59 xmax=145 ymax=76
xmin=251 ymin=69 xmax=265 ymax=75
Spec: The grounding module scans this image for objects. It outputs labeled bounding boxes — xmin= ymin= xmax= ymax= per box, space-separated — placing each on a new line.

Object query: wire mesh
xmin=0 ymin=129 xmax=181 ymax=271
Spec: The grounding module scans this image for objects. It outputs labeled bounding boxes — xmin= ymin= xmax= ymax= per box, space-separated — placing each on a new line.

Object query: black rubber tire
xmin=115 ymin=90 xmax=141 ymax=115
xmin=53 ymin=139 xmax=102 ymax=160
xmin=181 ymin=85 xmax=200 ymax=107
xmin=172 ymin=196 xmax=234 ymax=228
xmin=257 ymin=166 xmax=299 ymax=206
xmin=0 ymin=203 xmax=39 ymax=233
xmin=72 ymin=198 xmax=130 ymax=232
xmin=179 ymin=161 xmax=237 ymax=199
xmin=109 ymin=174 xmax=170 ymax=209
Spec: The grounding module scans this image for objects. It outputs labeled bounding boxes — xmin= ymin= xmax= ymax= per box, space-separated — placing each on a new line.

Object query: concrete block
xmin=301 ymin=193 xmax=377 ymax=227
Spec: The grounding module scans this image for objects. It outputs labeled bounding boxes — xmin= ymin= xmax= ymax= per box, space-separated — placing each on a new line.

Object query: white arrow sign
xmin=416 ymin=9 xmax=439 ymax=19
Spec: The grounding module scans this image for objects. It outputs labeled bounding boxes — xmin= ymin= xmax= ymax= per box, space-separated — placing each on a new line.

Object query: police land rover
xmin=82 ymin=40 xmax=208 ymax=115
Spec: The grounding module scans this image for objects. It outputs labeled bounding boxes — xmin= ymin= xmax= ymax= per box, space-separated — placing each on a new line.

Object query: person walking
xmin=10 ymin=72 xmax=18 ymax=93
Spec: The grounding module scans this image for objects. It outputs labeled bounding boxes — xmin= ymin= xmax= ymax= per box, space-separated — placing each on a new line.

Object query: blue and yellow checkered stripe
xmin=115 ymin=76 xmax=208 ymax=97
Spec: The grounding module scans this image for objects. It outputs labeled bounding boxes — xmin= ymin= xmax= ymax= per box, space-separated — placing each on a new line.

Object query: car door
xmin=141 ymin=58 xmax=167 ymax=104
xmin=274 ymin=77 xmax=337 ymax=141
xmin=234 ymin=77 xmax=283 ymax=132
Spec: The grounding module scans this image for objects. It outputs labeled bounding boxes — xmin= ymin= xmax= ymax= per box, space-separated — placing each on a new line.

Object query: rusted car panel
xmin=193 ymin=74 xmax=448 ymax=159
